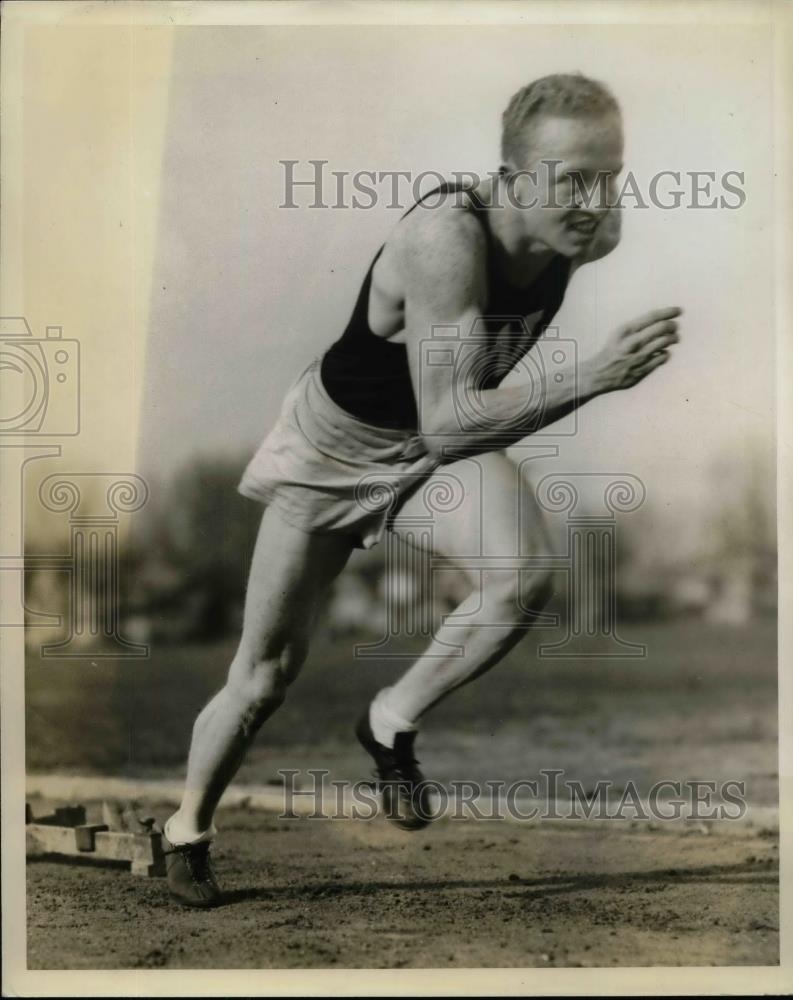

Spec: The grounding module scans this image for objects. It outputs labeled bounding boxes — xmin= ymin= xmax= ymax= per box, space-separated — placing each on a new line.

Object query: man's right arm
xmin=398 ymin=207 xmax=681 ymax=461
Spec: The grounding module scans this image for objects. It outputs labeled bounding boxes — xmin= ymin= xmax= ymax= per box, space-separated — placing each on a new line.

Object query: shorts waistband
xmin=307 ymin=357 xmax=424 ymax=451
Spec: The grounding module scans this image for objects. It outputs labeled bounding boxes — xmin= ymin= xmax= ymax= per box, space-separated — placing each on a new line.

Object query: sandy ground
xmin=26 ymin=802 xmax=779 ymax=970
xmin=25 ymin=622 xmax=779 ymax=969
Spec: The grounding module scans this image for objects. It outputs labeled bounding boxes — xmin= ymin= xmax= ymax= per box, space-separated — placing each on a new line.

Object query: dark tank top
xmin=320 ymin=182 xmax=571 ymax=430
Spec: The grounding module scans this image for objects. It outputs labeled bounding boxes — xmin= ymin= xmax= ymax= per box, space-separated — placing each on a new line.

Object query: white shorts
xmin=238 ymin=357 xmax=441 ymax=549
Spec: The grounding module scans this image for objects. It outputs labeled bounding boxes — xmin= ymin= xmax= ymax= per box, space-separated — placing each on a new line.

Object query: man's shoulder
xmin=390 ymin=190 xmax=488 ymax=289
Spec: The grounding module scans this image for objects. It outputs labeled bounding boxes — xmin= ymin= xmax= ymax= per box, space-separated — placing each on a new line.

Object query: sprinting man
xmin=162 ymin=73 xmax=681 ymax=906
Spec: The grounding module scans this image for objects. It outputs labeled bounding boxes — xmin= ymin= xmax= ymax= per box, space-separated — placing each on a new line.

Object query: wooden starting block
xmin=25 ymin=802 xmax=166 ymax=877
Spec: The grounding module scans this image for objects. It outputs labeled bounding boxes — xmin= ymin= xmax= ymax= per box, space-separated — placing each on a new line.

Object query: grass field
xmin=26 ymin=619 xmax=778 ymax=806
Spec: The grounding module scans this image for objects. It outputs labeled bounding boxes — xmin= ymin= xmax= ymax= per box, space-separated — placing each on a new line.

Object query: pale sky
xmin=137 ymin=23 xmax=775 ymax=541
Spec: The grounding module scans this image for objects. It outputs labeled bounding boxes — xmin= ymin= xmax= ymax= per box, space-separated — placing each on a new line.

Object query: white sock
xmin=369 ymin=687 xmax=417 ymax=749
xmin=164 ymin=812 xmax=217 ymax=846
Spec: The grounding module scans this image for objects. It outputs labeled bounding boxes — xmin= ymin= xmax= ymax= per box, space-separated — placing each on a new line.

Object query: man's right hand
xmin=588 ymin=306 xmax=682 ymax=394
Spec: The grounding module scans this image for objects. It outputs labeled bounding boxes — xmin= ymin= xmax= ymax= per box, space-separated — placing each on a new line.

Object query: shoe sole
xmin=168 ymin=889 xmax=222 ymax=909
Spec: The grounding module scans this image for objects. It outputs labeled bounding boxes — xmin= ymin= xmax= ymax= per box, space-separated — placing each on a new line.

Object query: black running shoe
xmin=355 ymin=713 xmax=435 ymax=830
xmin=162 ymin=833 xmax=222 ymax=908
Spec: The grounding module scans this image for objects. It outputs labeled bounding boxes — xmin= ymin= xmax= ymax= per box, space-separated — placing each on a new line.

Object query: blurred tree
xmin=705 ymin=442 xmax=776 ymax=622
xmin=152 ymin=453 xmax=262 ymax=640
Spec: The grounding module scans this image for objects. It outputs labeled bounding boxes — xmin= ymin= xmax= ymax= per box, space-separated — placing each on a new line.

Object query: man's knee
xmin=227 ymin=638 xmax=307 ymax=718
xmin=234 ymin=660 xmax=287 ymax=710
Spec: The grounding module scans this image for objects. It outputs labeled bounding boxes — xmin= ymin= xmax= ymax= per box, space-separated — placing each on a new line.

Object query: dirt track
xmin=26 ymin=803 xmax=779 ymax=970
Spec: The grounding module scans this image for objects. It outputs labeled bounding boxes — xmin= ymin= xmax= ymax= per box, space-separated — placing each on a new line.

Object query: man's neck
xmin=477 ymin=175 xmax=556 ymax=288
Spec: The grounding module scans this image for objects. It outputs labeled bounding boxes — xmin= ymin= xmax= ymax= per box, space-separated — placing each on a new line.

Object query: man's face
xmin=508 ymin=112 xmax=624 ymax=257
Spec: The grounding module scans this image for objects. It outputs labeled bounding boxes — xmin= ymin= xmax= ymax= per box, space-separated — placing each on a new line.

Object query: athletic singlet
xmin=319 ymin=182 xmax=572 ymax=430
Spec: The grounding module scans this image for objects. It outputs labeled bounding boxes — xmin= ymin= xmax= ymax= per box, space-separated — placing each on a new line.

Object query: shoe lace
xmin=175 ymin=842 xmax=214 ymax=884
xmin=382 ymin=734 xmax=422 ymax=783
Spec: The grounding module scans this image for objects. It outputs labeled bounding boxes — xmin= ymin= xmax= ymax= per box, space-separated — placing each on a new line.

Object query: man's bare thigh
xmin=238 ymin=504 xmax=354 ymax=660
xmin=389 ymin=450 xmax=553 ymax=574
